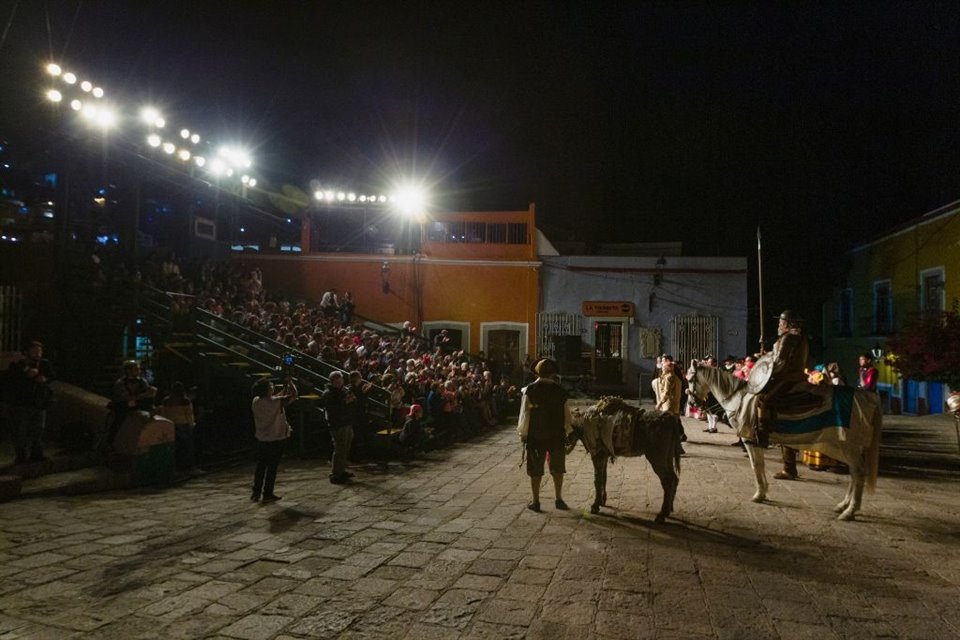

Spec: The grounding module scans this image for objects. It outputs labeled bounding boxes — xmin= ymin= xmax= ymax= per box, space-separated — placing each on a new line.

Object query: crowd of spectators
xmin=134 ymin=249 xmax=522 ymax=445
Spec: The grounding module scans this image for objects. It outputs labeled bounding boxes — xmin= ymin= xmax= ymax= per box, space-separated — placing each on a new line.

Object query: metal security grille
xmin=0 ymin=285 xmax=23 ymax=353
xmin=671 ymin=315 xmax=719 ymax=366
xmin=537 ymin=312 xmax=583 ymax=359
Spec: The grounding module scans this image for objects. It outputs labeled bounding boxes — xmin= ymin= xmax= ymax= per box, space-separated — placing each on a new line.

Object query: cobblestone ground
xmin=1 ymin=414 xmax=959 ymax=639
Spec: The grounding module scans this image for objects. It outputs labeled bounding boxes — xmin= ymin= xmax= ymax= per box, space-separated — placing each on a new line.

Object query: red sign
xmin=582 ymin=301 xmax=635 ymax=317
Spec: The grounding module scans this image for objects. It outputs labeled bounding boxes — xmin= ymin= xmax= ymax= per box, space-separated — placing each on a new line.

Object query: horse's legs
xmin=590 ymin=453 xmax=607 ymax=514
xmin=837 ymin=450 xmax=865 ymax=521
xmin=743 ymin=442 xmax=768 ymax=502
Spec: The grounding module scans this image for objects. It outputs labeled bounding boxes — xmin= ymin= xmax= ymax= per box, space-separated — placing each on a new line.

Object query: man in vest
xmin=517 ymin=358 xmax=573 ymax=512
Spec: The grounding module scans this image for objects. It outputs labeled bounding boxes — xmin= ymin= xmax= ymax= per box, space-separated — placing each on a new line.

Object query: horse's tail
xmin=672 ymin=414 xmax=682 ymax=475
xmin=863 ymin=394 xmax=883 ymax=492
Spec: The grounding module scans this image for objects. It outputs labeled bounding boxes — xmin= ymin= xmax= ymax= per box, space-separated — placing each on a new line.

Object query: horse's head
xmin=685 ymin=359 xmax=709 ymax=408
xmin=567 ymin=407 xmax=588 ymax=453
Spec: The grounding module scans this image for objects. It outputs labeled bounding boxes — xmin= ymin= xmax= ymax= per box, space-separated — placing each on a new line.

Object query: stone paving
xmin=1 ymin=412 xmax=959 ymax=639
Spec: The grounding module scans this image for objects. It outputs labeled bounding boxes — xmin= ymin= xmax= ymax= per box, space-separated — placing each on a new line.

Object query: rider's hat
xmin=776 ymin=309 xmax=804 ymax=325
xmin=534 ymin=358 xmax=558 ymax=378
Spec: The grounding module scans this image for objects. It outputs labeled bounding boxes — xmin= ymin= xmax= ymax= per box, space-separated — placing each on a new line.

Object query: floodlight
xmin=190 ymin=133 xmax=200 ymax=144
xmin=70 ymin=99 xmax=82 ymax=111
xmin=324 ymin=191 xmax=334 ymax=201
xmin=180 ymin=129 xmax=190 ymax=139
xmin=178 ymin=149 xmax=191 ymax=161
xmin=162 ymin=142 xmax=175 ymax=154
xmin=337 ymin=192 xmax=346 ymax=201
xmin=248 ymin=178 xmax=257 ymax=187
xmin=378 ymin=195 xmax=387 ymax=203
xmin=63 ymin=72 xmax=77 ymax=84
xmin=241 ymin=175 xmax=250 ymax=184
xmin=347 ymin=193 xmax=356 ymax=202
xmin=46 ymin=63 xmax=62 ymax=76
xmin=93 ymin=106 xmax=116 ymax=129
xmin=80 ymin=81 xmax=92 ymax=92
xmin=140 ymin=107 xmax=163 ymax=126
xmin=81 ymin=103 xmax=98 ymax=120
xmin=209 ymin=159 xmax=225 ymax=175
xmin=393 ymin=187 xmax=426 ymax=215
xmin=226 ymin=168 xmax=234 ymax=177
xmin=46 ymin=89 xmax=63 ymax=103
xmin=147 ymin=134 xmax=162 ymax=147
xmin=194 ymin=156 xmax=206 ymax=167
xmin=155 ymin=118 xmax=165 ymax=128
xmin=359 ymin=195 xmax=367 ymax=203
xmin=313 ymin=190 xmax=323 ymax=200
xmin=92 ymin=87 xmax=104 ymax=98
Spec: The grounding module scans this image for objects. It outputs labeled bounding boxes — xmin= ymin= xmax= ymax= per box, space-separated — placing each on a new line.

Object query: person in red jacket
xmin=858 ymin=354 xmax=878 ymax=392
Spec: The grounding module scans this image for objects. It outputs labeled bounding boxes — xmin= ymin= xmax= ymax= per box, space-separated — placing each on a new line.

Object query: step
xmin=19 ymin=466 xmax=134 ymax=498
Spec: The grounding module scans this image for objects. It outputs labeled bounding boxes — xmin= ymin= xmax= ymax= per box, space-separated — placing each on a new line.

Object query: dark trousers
xmin=10 ymin=406 xmax=45 ymax=462
xmin=252 ymin=439 xmax=284 ymax=498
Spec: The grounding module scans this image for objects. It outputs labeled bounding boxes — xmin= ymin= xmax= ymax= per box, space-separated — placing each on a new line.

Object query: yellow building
xmin=823 ymin=200 xmax=960 ymax=414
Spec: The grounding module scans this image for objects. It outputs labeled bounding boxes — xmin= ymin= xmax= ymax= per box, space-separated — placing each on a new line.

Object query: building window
xmin=839 ymin=288 xmax=853 ymax=337
xmin=507 ymin=223 xmax=527 ymax=244
xmin=487 ymin=223 xmax=507 ymax=243
xmin=920 ymin=268 xmax=945 ymax=314
xmin=873 ymin=281 xmax=892 ymax=335
xmin=427 ymin=222 xmax=447 ymax=242
xmin=465 ymin=222 xmax=486 ymax=243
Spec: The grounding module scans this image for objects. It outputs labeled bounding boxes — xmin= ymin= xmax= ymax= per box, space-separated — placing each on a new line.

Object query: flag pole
xmin=757 ymin=227 xmax=765 ymax=355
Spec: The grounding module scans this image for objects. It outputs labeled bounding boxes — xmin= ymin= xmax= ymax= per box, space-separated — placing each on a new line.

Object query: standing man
xmin=858 ymin=353 xmax=878 ymax=392
xmin=250 ymin=377 xmax=297 ymax=502
xmin=322 ymin=371 xmax=356 ymax=484
xmin=7 ymin=341 xmax=54 ymax=464
xmin=517 ymin=358 xmax=573 ymax=512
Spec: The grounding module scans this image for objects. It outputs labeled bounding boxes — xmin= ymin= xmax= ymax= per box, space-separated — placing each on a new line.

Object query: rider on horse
xmin=754 ymin=310 xmax=813 ymax=450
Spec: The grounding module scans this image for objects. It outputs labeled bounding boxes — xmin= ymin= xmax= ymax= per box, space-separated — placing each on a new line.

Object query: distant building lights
xmin=147 ymin=134 xmax=162 ymax=147
xmin=80 ymin=81 xmax=92 ymax=92
xmin=62 ymin=72 xmax=77 ymax=84
xmin=46 ymin=89 xmax=62 ymax=102
xmin=46 ymin=63 xmax=62 ymax=76
xmin=92 ymin=87 xmax=104 ymax=98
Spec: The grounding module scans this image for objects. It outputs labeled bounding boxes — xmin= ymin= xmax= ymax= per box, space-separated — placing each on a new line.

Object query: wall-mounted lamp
xmin=871 ymin=342 xmax=883 ymax=360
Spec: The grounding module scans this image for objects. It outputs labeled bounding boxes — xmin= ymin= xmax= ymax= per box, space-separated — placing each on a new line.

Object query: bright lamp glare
xmin=313 ymin=190 xmax=323 ymax=200
xmin=190 ymin=133 xmax=200 ymax=144
xmin=81 ymin=103 xmax=98 ymax=120
xmin=155 ymin=117 xmax=165 ymax=128
xmin=324 ymin=191 xmax=334 ymax=201
xmin=89 ymin=106 xmax=116 ymax=129
xmin=180 ymin=129 xmax=190 ymax=139
xmin=46 ymin=89 xmax=62 ymax=103
xmin=337 ymin=192 xmax=346 ymax=201
xmin=394 ymin=187 xmax=426 ymax=215
xmin=147 ymin=134 xmax=161 ymax=147
xmin=162 ymin=142 xmax=175 ymax=154
xmin=140 ymin=107 xmax=163 ymax=126
xmin=177 ymin=149 xmax=191 ymax=161
xmin=92 ymin=87 xmax=104 ymax=98
xmin=80 ymin=81 xmax=92 ymax=92
xmin=248 ymin=178 xmax=257 ymax=187
xmin=70 ymin=99 xmax=82 ymax=111
xmin=46 ymin=63 xmax=62 ymax=76
xmin=226 ymin=168 xmax=234 ymax=177
xmin=347 ymin=193 xmax=356 ymax=202
xmin=241 ymin=175 xmax=250 ymax=184
xmin=194 ymin=156 xmax=206 ymax=167
xmin=209 ymin=159 xmax=225 ymax=175
xmin=63 ymin=72 xmax=77 ymax=84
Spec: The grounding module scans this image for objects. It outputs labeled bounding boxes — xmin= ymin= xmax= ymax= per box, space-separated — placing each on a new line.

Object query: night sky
xmin=3 ymin=1 xmax=960 ymax=321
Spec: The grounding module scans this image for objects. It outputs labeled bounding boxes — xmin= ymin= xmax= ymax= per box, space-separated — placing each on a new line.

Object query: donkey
xmin=569 ymin=397 xmax=682 ymax=523
xmin=686 ymin=361 xmax=882 ymax=520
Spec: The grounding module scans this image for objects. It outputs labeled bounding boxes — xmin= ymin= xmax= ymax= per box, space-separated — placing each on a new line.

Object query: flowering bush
xmin=886 ymin=307 xmax=960 ymax=388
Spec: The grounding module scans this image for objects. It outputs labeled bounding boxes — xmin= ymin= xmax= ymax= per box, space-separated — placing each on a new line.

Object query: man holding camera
xmin=251 ymin=376 xmax=298 ymax=502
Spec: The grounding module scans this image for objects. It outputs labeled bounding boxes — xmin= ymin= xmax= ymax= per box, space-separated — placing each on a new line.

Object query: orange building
xmin=238 ymin=205 xmax=540 ymax=370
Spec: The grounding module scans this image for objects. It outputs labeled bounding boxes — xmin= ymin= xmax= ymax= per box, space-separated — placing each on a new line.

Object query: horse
xmin=686 ymin=361 xmax=882 ymax=520
xmin=569 ymin=396 xmax=682 ymax=523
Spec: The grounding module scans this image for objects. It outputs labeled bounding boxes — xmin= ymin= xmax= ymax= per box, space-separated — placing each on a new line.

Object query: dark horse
xmin=568 ymin=397 xmax=682 ymax=523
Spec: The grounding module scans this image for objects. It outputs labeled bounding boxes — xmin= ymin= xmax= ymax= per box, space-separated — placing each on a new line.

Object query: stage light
xmin=180 ymin=129 xmax=190 ymax=139
xmin=378 ymin=195 xmax=387 ymax=203
xmin=63 ymin=72 xmax=77 ymax=84
xmin=178 ymin=149 xmax=191 ymax=161
xmin=190 ymin=133 xmax=200 ymax=144
xmin=80 ymin=81 xmax=92 ymax=92
xmin=147 ymin=134 xmax=161 ymax=147
xmin=162 ymin=142 xmax=175 ymax=154
xmin=70 ymin=99 xmax=82 ymax=111
xmin=194 ymin=156 xmax=206 ymax=167
xmin=248 ymin=178 xmax=257 ymax=187
xmin=359 ymin=195 xmax=367 ymax=203
xmin=241 ymin=175 xmax=250 ymax=184
xmin=155 ymin=117 xmax=165 ymax=128
xmin=347 ymin=192 xmax=356 ymax=202
xmin=81 ymin=103 xmax=98 ymax=120
xmin=209 ymin=159 xmax=225 ymax=175
xmin=313 ymin=190 xmax=323 ymax=200
xmin=92 ymin=87 xmax=104 ymax=98
xmin=140 ymin=107 xmax=164 ymax=127
xmin=324 ymin=190 xmax=334 ymax=201
xmin=46 ymin=89 xmax=62 ymax=102
xmin=46 ymin=63 xmax=62 ymax=76
xmin=337 ymin=192 xmax=346 ymax=201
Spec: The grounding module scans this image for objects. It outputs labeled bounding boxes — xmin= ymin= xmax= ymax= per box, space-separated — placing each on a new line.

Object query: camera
xmin=277 ymin=352 xmax=297 ymax=379
xmin=282 ymin=353 xmax=296 ymax=367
